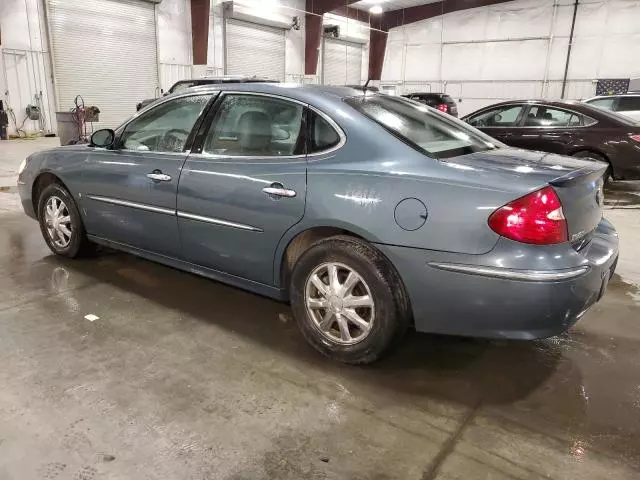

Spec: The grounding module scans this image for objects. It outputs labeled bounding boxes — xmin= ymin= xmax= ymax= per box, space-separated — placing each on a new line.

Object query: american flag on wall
xmin=596 ymin=79 xmax=630 ymax=96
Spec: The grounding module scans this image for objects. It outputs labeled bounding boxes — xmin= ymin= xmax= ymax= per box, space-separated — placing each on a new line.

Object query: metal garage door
xmin=225 ymin=19 xmax=286 ymax=81
xmin=323 ymin=38 xmax=362 ymax=86
xmin=48 ymin=0 xmax=158 ymax=129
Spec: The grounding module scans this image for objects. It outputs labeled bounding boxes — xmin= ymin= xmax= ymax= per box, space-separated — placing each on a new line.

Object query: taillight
xmin=488 ymin=186 xmax=568 ymax=245
xmin=630 ymin=134 xmax=640 ymax=143
xmin=437 ymin=104 xmax=448 ymax=113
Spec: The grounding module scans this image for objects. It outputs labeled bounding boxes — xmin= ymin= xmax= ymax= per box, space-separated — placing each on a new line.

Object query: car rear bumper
xmin=375 ymin=218 xmax=619 ymax=339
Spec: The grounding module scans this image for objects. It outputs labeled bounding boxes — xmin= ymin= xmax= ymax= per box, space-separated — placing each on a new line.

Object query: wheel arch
xmin=568 ymin=148 xmax=613 ymax=174
xmin=31 ymin=171 xmax=70 ymax=219
xmin=275 ymin=221 xmax=379 ymax=296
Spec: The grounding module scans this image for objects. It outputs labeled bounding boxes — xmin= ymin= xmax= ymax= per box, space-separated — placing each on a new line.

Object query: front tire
xmin=37 ymin=183 xmax=93 ymax=258
xmin=290 ymin=235 xmax=410 ymax=364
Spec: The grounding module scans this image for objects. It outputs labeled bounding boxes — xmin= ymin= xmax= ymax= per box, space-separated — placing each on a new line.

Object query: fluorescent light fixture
xmin=369 ymin=5 xmax=383 ymax=14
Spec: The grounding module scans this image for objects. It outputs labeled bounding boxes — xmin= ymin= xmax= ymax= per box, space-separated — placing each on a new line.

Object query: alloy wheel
xmin=44 ymin=196 xmax=73 ymax=249
xmin=304 ymin=262 xmax=375 ymax=345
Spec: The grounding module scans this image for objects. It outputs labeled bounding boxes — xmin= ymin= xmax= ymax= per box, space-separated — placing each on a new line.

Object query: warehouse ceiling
xmin=350 ymin=0 xmax=441 ymax=12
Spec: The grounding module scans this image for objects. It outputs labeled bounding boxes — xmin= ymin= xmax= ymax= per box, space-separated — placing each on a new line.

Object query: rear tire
xmin=37 ymin=183 xmax=94 ymax=258
xmin=572 ymin=151 xmax=612 ymax=183
xmin=290 ymin=235 xmax=410 ymax=365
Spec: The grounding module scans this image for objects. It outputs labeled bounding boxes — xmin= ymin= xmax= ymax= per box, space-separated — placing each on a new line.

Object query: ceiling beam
xmin=305 ymin=0 xmax=362 ymax=75
xmin=381 ymin=0 xmax=514 ymax=30
xmin=191 ymin=0 xmax=210 ymax=66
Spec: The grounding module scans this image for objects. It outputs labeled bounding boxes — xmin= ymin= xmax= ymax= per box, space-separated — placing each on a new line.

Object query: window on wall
xmin=467 ymin=105 xmax=524 ymax=127
xmin=120 ymin=95 xmax=211 ymax=152
xmin=203 ymin=95 xmax=304 ymax=157
xmin=524 ymin=106 xmax=581 ymax=127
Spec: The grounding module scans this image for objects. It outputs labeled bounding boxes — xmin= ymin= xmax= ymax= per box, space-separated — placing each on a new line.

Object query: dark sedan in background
xmin=403 ymin=92 xmax=458 ymax=117
xmin=463 ymin=100 xmax=640 ymax=180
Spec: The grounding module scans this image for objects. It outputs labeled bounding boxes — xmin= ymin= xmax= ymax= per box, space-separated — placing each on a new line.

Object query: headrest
xmin=237 ymin=111 xmax=271 ymax=152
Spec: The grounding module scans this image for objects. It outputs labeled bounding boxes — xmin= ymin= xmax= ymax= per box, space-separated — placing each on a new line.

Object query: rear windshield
xmin=442 ymin=95 xmax=455 ymax=103
xmin=345 ymin=95 xmax=497 ymax=159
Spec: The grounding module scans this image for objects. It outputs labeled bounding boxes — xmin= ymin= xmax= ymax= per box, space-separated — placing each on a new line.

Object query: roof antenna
xmin=363 ymin=78 xmax=371 ymax=94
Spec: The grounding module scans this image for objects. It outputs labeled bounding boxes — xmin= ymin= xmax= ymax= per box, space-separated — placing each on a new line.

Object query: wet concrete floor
xmin=1 ymin=210 xmax=640 ymax=479
xmin=1 ymin=139 xmax=640 ymax=479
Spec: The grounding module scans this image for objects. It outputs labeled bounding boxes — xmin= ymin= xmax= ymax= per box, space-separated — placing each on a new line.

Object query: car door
xmin=465 ymin=104 xmax=526 ymax=146
xmin=81 ymin=93 xmax=214 ymax=258
xmin=515 ymin=105 xmax=581 ymax=154
xmin=177 ymin=92 xmax=307 ymax=285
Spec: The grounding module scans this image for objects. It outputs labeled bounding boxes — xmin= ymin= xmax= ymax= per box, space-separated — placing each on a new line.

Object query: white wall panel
xmin=157 ymin=0 xmax=192 ymax=66
xmin=403 ymin=45 xmax=439 ymax=82
xmin=380 ymin=42 xmax=404 ymax=82
xmin=0 ymin=0 xmax=56 ymax=134
xmin=383 ymin=0 xmax=640 ymax=112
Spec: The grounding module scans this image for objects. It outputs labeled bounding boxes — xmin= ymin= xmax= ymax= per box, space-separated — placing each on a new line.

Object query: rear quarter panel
xmin=273 ymin=112 xmax=539 ymax=286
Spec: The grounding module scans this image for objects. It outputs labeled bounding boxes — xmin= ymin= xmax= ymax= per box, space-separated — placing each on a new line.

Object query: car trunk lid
xmin=442 ymin=149 xmax=606 ymax=242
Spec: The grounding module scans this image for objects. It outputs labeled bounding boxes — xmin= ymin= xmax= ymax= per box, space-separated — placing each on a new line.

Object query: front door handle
xmin=263 ymin=186 xmax=297 ymax=198
xmin=147 ymin=170 xmax=172 ymax=182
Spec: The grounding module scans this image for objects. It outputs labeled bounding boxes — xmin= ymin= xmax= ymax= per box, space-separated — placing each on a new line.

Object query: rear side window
xmin=203 ymin=94 xmax=304 ymax=157
xmin=309 ymin=111 xmax=341 ymax=153
xmin=617 ymin=97 xmax=640 ymax=111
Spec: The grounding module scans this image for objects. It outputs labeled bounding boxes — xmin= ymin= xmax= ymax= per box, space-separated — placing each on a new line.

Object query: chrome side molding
xmin=428 ymin=262 xmax=590 ymax=281
xmin=177 ymin=211 xmax=263 ymax=232
xmin=87 ymin=195 xmax=175 ymax=216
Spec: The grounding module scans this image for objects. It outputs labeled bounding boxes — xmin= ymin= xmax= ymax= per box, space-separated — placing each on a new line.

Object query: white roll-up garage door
xmin=48 ymin=0 xmax=159 ymax=129
xmin=225 ymin=19 xmax=286 ymax=81
xmin=323 ymin=38 xmax=363 ymax=86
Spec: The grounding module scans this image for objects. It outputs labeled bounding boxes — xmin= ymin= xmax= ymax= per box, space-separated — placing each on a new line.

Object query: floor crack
xmin=421 ymin=401 xmax=482 ymax=480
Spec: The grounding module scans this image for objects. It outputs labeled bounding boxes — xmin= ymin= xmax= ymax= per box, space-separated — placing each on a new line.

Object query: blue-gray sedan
xmin=17 ymin=84 xmax=619 ymax=364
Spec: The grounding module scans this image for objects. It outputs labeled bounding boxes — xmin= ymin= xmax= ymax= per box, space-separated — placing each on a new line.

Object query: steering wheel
xmin=160 ymin=128 xmax=190 ymax=152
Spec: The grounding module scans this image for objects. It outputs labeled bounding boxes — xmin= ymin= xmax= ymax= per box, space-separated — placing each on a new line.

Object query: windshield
xmin=345 ymin=95 xmax=498 ymax=159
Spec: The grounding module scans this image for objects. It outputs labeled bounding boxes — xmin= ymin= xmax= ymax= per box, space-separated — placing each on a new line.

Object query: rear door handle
xmin=147 ymin=170 xmax=172 ymax=182
xmin=263 ymin=186 xmax=297 ymax=198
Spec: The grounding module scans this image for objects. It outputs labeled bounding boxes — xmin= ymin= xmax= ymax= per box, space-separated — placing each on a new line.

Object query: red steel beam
xmin=191 ymin=0 xmax=210 ymax=65
xmin=305 ymin=0 xmax=362 ymax=75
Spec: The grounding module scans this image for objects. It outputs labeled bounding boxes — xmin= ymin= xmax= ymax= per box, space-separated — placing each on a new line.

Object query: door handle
xmin=263 ymin=186 xmax=297 ymax=198
xmin=147 ymin=170 xmax=172 ymax=182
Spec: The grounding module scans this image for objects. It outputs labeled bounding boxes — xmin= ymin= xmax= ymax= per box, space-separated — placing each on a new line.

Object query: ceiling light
xmin=369 ymin=5 xmax=383 ymax=14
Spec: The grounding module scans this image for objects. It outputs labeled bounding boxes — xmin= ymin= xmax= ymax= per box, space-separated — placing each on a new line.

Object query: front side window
xmin=120 ymin=95 xmax=211 ymax=152
xmin=467 ymin=105 xmax=524 ymax=127
xmin=345 ymin=95 xmax=497 ymax=159
xmin=203 ymin=94 xmax=304 ymax=157
xmin=524 ymin=106 xmax=580 ymax=127
xmin=617 ymin=97 xmax=640 ymax=112
xmin=587 ymin=97 xmax=616 ymax=110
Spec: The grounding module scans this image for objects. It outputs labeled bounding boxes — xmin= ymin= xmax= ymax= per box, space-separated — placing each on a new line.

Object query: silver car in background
xmin=18 ymin=84 xmax=618 ymax=364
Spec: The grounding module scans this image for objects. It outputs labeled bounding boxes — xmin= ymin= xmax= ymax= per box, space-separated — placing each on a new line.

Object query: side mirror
xmin=90 ymin=129 xmax=115 ymax=148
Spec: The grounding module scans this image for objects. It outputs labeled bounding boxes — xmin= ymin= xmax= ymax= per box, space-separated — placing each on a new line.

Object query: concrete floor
xmin=1 ymin=138 xmax=640 ymax=479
